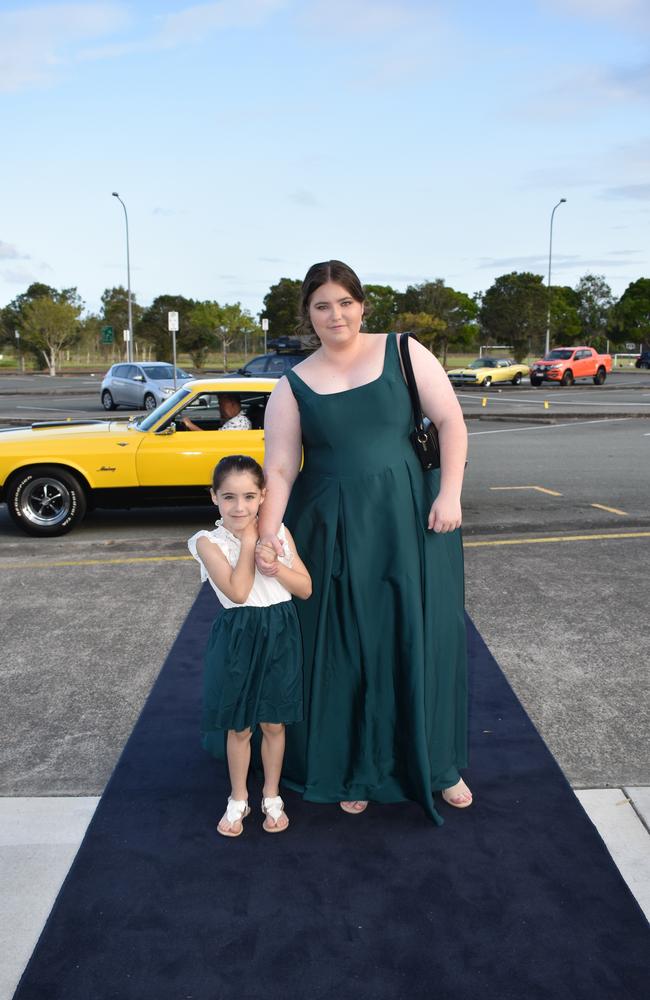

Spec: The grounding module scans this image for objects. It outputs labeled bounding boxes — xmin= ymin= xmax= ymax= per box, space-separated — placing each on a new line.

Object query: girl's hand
xmin=255 ymin=533 xmax=283 ymax=576
xmin=428 ymin=493 xmax=462 ymax=533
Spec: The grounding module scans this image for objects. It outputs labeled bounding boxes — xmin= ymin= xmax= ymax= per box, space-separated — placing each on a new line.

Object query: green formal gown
xmin=283 ymin=334 xmax=468 ymax=825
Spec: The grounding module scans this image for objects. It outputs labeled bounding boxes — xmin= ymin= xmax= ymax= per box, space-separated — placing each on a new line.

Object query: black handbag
xmin=398 ymin=332 xmax=441 ymax=471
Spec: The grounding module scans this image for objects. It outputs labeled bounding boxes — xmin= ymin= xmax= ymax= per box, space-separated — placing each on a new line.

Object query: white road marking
xmin=468 ymin=417 xmax=633 ymax=435
xmin=15 ymin=405 xmax=81 ymax=412
xmin=457 ymin=393 xmax=650 ymax=409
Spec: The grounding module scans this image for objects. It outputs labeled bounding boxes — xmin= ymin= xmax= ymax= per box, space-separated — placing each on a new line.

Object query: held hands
xmin=255 ymin=533 xmax=284 ymax=576
xmin=428 ymin=493 xmax=462 ymax=533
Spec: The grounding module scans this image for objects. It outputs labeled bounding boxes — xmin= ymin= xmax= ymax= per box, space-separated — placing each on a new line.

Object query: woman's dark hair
xmin=297 ymin=260 xmax=365 ymax=339
xmin=211 ymin=455 xmax=265 ymax=491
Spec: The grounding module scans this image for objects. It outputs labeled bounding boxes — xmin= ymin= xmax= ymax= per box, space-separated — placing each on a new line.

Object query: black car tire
xmin=102 ymin=390 xmax=116 ymax=410
xmin=144 ymin=393 xmax=157 ymax=411
xmin=593 ymin=367 xmax=606 ymax=385
xmin=560 ymin=369 xmax=574 ymax=386
xmin=511 ymin=372 xmax=522 ymax=385
xmin=6 ymin=466 xmax=87 ymax=537
xmin=483 ymin=376 xmax=492 ymax=387
xmin=531 ymin=376 xmax=543 ymax=387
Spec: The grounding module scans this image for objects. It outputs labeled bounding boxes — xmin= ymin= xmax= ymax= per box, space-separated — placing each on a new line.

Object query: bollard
xmin=543 ymin=400 xmax=549 ymax=410
xmin=482 ymin=397 xmax=487 ymax=408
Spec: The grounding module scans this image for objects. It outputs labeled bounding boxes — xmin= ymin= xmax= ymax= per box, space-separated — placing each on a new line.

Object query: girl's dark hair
xmin=297 ymin=260 xmax=365 ymax=339
xmin=211 ymin=455 xmax=265 ymax=491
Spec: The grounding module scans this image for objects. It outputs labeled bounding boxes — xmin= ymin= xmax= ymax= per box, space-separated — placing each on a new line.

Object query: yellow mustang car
xmin=447 ymin=357 xmax=530 ymax=387
xmin=0 ymin=378 xmax=276 ymax=537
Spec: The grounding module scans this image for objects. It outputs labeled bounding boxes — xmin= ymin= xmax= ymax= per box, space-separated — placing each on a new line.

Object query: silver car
xmin=100 ymin=362 xmax=193 ymax=411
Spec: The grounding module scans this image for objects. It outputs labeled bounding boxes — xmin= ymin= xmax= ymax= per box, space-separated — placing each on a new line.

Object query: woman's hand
xmin=428 ymin=493 xmax=462 ymax=533
xmin=255 ymin=533 xmax=283 ymax=576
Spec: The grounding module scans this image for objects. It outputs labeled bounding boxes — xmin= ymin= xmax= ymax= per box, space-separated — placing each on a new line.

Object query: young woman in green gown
xmin=256 ymin=261 xmax=471 ymax=825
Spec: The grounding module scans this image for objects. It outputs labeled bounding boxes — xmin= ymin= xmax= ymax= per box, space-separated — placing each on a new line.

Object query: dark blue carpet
xmin=14 ymin=585 xmax=649 ymax=1000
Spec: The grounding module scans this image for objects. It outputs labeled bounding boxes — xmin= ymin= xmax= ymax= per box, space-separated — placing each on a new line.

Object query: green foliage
xmin=479 ymin=271 xmax=547 ymax=361
xmin=21 ymin=295 xmax=83 ymax=375
xmin=574 ymin=274 xmax=614 ymax=345
xmin=399 ymin=279 xmax=479 ymax=363
xmin=395 ymin=312 xmax=446 ymax=352
xmin=101 ymin=286 xmax=143 ymax=344
xmin=261 ymin=278 xmax=302 ymax=340
xmin=609 ymin=277 xmax=650 ymax=345
xmin=550 ymin=286 xmax=581 ymax=345
xmin=137 ymin=294 xmax=197 ymax=360
xmin=363 ymin=284 xmax=399 ymax=333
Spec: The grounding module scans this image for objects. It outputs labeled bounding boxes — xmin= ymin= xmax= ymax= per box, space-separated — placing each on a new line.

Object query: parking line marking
xmin=464 ymin=531 xmax=650 ymax=548
xmin=590 ymin=503 xmax=629 ymax=516
xmin=468 ymin=417 xmax=632 ymax=435
xmin=2 ymin=530 xmax=650 ymax=569
xmin=489 ymin=485 xmax=563 ymax=496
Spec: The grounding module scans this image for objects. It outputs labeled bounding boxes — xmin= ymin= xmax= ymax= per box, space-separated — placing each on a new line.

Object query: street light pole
xmin=545 ymin=197 xmax=566 ymax=356
xmin=112 ymin=192 xmax=134 ymax=363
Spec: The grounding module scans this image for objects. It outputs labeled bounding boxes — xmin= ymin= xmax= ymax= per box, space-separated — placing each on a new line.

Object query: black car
xmin=233 ymin=338 xmax=311 ymax=378
xmin=635 ymin=351 xmax=650 ymax=369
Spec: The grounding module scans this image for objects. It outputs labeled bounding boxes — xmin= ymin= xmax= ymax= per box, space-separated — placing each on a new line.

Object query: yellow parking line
xmin=464 ymin=531 xmax=649 ymax=548
xmin=0 ymin=554 xmax=193 ymax=570
xmin=590 ymin=503 xmax=629 ymax=516
xmin=489 ymin=485 xmax=563 ymax=496
xmin=2 ymin=531 xmax=649 ymax=569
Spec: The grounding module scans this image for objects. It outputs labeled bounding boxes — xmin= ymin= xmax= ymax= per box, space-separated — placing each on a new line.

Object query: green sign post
xmin=101 ymin=326 xmax=114 ymax=344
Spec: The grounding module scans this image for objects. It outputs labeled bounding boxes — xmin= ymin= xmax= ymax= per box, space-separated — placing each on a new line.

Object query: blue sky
xmin=1 ymin=0 xmax=648 ymax=317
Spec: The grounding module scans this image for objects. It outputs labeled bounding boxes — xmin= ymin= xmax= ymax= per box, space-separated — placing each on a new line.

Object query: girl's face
xmin=211 ymin=471 xmax=265 ymax=535
xmin=308 ymin=281 xmax=364 ymax=346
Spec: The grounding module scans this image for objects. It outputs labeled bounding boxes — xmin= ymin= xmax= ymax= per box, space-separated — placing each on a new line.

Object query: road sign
xmin=168 ymin=311 xmax=179 ymax=332
xmin=101 ymin=326 xmax=114 ymax=344
xmin=123 ymin=329 xmax=130 ymax=342
xmin=261 ymin=318 xmax=269 ymax=332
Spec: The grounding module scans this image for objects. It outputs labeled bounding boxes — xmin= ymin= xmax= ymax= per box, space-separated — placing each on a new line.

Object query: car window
xmin=142 ymin=365 xmax=186 ymax=379
xmin=176 ymin=391 xmax=271 ymax=430
xmin=124 ymin=365 xmax=139 ymax=379
xmin=243 ymin=357 xmax=269 ymax=374
xmin=112 ymin=364 xmax=129 ymax=377
xmin=497 ymin=360 xmax=510 ymax=367
xmin=266 ymin=356 xmax=289 ymax=373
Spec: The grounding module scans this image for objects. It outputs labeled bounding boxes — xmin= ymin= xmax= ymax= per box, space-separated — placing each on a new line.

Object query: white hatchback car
xmin=100 ymin=362 xmax=193 ymax=411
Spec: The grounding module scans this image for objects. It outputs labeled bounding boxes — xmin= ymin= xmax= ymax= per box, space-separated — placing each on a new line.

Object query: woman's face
xmin=308 ymin=281 xmax=364 ymax=345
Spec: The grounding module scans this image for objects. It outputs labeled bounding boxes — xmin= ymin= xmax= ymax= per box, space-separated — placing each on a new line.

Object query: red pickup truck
xmin=530 ymin=346 xmax=612 ymax=386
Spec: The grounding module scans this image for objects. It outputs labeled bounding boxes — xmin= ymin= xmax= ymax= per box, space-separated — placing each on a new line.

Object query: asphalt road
xmin=0 ymin=377 xmax=647 ymax=800
xmin=1 ymin=370 xmax=650 ymax=424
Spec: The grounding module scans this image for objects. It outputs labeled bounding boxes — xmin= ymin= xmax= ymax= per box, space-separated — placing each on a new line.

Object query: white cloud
xmin=602 ymin=184 xmax=650 ymax=200
xmin=153 ymin=0 xmax=288 ymax=47
xmin=542 ymin=0 xmax=650 ymax=27
xmin=0 ymin=241 xmax=29 ymax=260
xmin=301 ymin=0 xmax=424 ymax=33
xmin=288 ymin=188 xmax=319 ymax=207
xmin=0 ymin=3 xmax=130 ymax=92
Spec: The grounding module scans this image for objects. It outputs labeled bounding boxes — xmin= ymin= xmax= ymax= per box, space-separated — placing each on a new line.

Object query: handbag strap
xmin=398 ymin=332 xmax=426 ymax=433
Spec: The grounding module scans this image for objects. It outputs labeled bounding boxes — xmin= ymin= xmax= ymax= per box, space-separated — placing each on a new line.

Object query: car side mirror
xmin=158 ymin=423 xmax=176 ymax=435
xmin=133 ymin=374 xmax=145 ymax=382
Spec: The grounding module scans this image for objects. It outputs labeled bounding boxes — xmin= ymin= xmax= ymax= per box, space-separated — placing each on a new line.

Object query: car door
xmin=574 ymin=350 xmax=590 ymax=377
xmin=135 ymin=391 xmax=267 ymax=487
xmin=110 ymin=364 xmax=131 ymax=404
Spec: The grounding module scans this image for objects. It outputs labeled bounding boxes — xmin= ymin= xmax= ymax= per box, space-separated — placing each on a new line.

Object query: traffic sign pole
xmin=168 ymin=312 xmax=179 ymax=389
xmin=261 ymin=317 xmax=269 ymax=354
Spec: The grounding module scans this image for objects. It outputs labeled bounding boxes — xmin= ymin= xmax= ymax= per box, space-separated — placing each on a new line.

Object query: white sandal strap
xmin=225 ymin=797 xmax=248 ymax=823
xmin=262 ymin=795 xmax=284 ymax=821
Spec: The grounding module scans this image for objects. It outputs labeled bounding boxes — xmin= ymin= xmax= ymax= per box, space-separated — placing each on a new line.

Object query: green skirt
xmin=201 ymin=601 xmax=303 ymax=759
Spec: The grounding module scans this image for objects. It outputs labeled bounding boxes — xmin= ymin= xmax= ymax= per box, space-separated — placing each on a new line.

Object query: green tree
xmin=395 ymin=312 xmax=446 ymax=353
xmin=101 ymin=286 xmax=144 ymax=352
xmin=397 ymin=279 xmax=478 ymax=364
xmin=550 ymin=286 xmax=581 ymax=346
xmin=479 ymin=272 xmax=547 ymax=361
xmin=574 ymin=274 xmax=614 ymax=345
xmin=2 ymin=283 xmax=62 ymax=367
xmin=185 ymin=301 xmax=222 ymax=369
xmin=261 ymin=278 xmax=302 ymax=341
xmin=21 ymin=295 xmax=83 ymax=375
xmin=217 ymin=303 xmax=258 ymax=371
xmin=137 ymin=294 xmax=197 ymax=360
xmin=610 ymin=277 xmax=650 ymax=345
xmin=364 ymin=284 xmax=399 ymax=333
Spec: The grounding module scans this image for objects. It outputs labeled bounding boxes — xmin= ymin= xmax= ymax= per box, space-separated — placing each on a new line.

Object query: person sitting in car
xmin=181 ymin=393 xmax=252 ymax=432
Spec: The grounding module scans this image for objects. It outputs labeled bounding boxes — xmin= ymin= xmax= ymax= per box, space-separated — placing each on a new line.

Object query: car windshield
xmin=468 ymin=358 xmax=497 ymax=368
xmin=544 ymin=350 xmax=573 ymax=360
xmin=137 ymin=387 xmax=191 ymax=430
xmin=142 ymin=365 xmax=189 ymax=379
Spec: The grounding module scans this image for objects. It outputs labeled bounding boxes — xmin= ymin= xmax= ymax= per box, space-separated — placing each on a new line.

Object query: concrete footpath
xmin=1 ymin=788 xmax=649 ymax=1000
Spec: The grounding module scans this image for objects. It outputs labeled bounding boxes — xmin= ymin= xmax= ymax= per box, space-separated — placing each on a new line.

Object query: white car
xmin=100 ymin=362 xmax=193 ymax=411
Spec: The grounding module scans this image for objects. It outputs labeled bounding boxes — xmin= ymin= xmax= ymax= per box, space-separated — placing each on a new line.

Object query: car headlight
xmin=161 ymin=387 xmax=174 ymax=396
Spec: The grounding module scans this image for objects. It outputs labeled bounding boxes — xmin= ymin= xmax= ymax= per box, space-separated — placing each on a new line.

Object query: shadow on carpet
xmin=14 ymin=585 xmax=649 ymax=1000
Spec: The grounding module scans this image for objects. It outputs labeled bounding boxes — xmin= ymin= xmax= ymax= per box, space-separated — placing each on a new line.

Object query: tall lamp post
xmin=112 ymin=192 xmax=134 ymax=363
xmin=545 ymin=197 xmax=566 ymax=356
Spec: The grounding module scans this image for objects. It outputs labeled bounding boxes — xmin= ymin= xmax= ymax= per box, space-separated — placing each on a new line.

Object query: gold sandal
xmin=217 ymin=797 xmax=250 ymax=837
xmin=261 ymin=795 xmax=289 ymax=833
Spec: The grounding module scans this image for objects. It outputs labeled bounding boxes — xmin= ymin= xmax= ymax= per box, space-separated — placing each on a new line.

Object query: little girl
xmin=188 ymin=455 xmax=311 ymax=838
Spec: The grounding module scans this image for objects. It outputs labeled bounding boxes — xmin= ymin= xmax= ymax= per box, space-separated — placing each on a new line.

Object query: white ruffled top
xmin=187 ymin=521 xmax=294 ymax=609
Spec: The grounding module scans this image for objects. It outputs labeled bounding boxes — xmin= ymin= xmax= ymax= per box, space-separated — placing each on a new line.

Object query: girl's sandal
xmin=217 ymin=797 xmax=251 ymax=837
xmin=441 ymin=779 xmax=473 ymax=809
xmin=340 ymin=800 xmax=369 ymax=814
xmin=261 ymin=795 xmax=289 ymax=833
